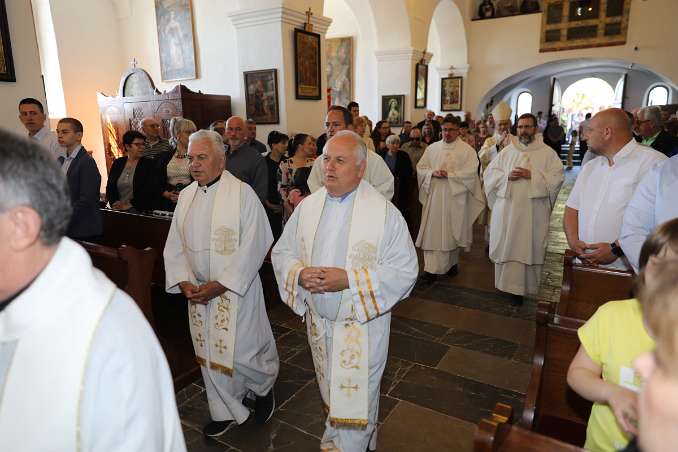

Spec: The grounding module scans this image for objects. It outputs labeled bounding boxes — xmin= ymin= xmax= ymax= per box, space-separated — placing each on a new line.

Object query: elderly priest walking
xmin=271 ymin=130 xmax=418 ymax=452
xmin=484 ymin=113 xmax=564 ymax=305
xmin=0 ymin=130 xmax=185 ymax=451
xmin=164 ymin=130 xmax=279 ymax=437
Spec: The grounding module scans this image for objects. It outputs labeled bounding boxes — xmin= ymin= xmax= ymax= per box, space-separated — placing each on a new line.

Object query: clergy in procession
xmin=271 ymin=130 xmax=418 ymax=452
xmin=416 ymin=116 xmax=485 ymax=281
xmin=484 ymin=113 xmax=564 ymax=305
xmin=0 ymin=131 xmax=185 ymax=451
xmin=308 ymin=105 xmax=395 ymax=200
xmin=163 ymin=130 xmax=279 ymax=437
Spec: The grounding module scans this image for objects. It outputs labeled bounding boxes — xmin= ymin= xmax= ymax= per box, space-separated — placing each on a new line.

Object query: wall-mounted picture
xmin=382 ymin=95 xmax=405 ymax=127
xmin=0 ymin=0 xmax=15 ymax=82
xmin=244 ymin=69 xmax=279 ymax=125
xmin=441 ymin=76 xmax=463 ymax=111
xmin=326 ymin=37 xmax=353 ymax=107
xmin=415 ymin=63 xmax=428 ymax=109
xmin=294 ymin=28 xmax=322 ymax=100
xmin=154 ymin=0 xmax=197 ymax=82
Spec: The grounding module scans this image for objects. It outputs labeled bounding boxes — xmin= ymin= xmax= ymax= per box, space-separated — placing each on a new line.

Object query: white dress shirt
xmin=60 ymin=145 xmax=82 ymax=174
xmin=620 ymin=155 xmax=678 ymax=272
xmin=567 ymin=139 xmax=666 ymax=247
xmin=29 ymin=125 xmax=65 ymax=159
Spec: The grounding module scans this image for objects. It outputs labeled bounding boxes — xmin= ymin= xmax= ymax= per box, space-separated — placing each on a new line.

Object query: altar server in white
xmin=416 ymin=116 xmax=485 ymax=281
xmin=271 ymin=131 xmax=418 ymax=452
xmin=484 ymin=113 xmax=564 ymax=304
xmin=0 ymin=130 xmax=185 ymax=452
xmin=164 ymin=130 xmax=279 ymax=437
xmin=308 ymin=105 xmax=394 ymax=200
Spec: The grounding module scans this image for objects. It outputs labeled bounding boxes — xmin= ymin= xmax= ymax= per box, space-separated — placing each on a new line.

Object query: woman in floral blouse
xmin=277 ymin=133 xmax=317 ymax=225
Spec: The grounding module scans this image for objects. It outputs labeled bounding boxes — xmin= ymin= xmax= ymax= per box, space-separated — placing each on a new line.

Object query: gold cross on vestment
xmin=339 ymin=379 xmax=359 ymax=398
xmin=196 ymin=333 xmax=205 ymax=348
xmin=215 ymin=338 xmax=228 ymax=354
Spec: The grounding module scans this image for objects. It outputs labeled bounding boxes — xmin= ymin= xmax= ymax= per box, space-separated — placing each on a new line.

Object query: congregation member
xmin=164 ymin=130 xmax=279 ymax=437
xmin=537 ymin=111 xmax=547 ymax=133
xmin=567 ymin=220 xmax=678 ymax=452
xmin=224 ymin=116 xmax=269 ymax=203
xmin=636 ymin=106 xmax=678 ymax=158
xmin=18 ymin=97 xmax=64 ymax=159
xmin=621 ymin=154 xmax=678 ymax=272
xmin=475 ymin=121 xmax=490 ymax=152
xmin=416 ymin=116 xmax=485 ymax=281
xmin=347 ymin=101 xmax=360 ymax=120
xmin=141 ymin=116 xmax=172 ymax=159
xmin=399 ymin=120 xmax=413 ymax=144
xmin=353 ymin=116 xmax=375 ymax=151
xmin=378 ymin=135 xmax=414 ymax=219
xmin=401 ymin=127 xmax=428 ymax=167
xmin=564 ymin=108 xmax=666 ymax=269
xmin=157 ymin=117 xmax=196 ymax=212
xmin=209 ymin=119 xmax=228 ymax=144
xmin=308 ymin=105 xmax=394 ymax=200
xmin=279 ymin=133 xmax=316 ymax=226
xmin=264 ymin=131 xmax=288 ymax=239
xmin=459 ymin=121 xmax=476 ymax=149
xmin=106 ymin=130 xmax=158 ymax=212
xmin=579 ymin=112 xmax=592 ymax=159
xmin=271 ymin=130 xmax=418 ymax=452
xmin=56 ymin=118 xmax=102 ymax=241
xmin=484 ymin=113 xmax=564 ymax=304
xmin=543 ymin=115 xmax=566 ymax=155
xmin=422 ymin=123 xmax=437 ymax=146
xmin=0 ymin=131 xmax=185 ymax=451
xmin=417 ymin=110 xmax=442 ymax=140
xmin=371 ymin=120 xmax=391 ymax=152
xmin=246 ymin=119 xmax=269 ymax=155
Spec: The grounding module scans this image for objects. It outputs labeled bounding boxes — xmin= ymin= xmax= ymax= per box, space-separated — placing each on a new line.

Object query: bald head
xmin=586 ymin=108 xmax=633 ymax=157
xmin=141 ymin=117 xmax=161 ymax=140
xmin=322 ymin=130 xmax=367 ymax=197
xmin=225 ymin=116 xmax=246 ymax=148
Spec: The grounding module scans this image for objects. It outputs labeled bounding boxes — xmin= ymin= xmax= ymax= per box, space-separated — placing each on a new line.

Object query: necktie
xmin=58 ymin=156 xmax=65 ymax=165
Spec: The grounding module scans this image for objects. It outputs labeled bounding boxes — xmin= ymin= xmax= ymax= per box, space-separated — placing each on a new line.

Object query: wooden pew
xmin=521 ymin=301 xmax=591 ymax=447
xmin=79 ymin=241 xmax=156 ymax=328
xmin=558 ymin=249 xmax=635 ymax=320
xmin=475 ymin=403 xmax=584 ymax=451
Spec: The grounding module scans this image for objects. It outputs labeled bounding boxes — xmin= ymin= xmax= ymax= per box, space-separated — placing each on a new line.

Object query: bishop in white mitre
xmin=416 ymin=117 xmax=485 ymax=280
xmin=271 ymin=131 xmax=418 ymax=452
xmin=164 ymin=130 xmax=279 ymax=437
xmin=484 ymin=114 xmax=564 ymax=304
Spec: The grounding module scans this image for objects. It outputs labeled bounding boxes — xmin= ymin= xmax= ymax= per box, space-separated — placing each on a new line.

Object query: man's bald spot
xmin=142 ymin=117 xmax=158 ymax=127
xmin=593 ymin=108 xmax=632 ymax=134
xmin=226 ymin=116 xmax=244 ymax=128
xmin=325 ymin=131 xmax=366 ymax=165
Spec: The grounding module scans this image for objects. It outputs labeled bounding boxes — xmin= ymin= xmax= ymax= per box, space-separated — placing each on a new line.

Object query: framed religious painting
xmin=154 ymin=0 xmax=197 ymax=81
xmin=243 ymin=69 xmax=280 ymax=125
xmin=0 ymin=0 xmax=15 ymax=82
xmin=414 ymin=63 xmax=428 ymax=108
xmin=326 ymin=37 xmax=353 ymax=107
xmin=294 ymin=28 xmax=322 ymax=100
xmin=441 ymin=76 xmax=463 ymax=111
xmin=382 ymin=95 xmax=405 ymax=127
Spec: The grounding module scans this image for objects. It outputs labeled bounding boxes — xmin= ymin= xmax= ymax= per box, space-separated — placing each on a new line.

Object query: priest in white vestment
xmin=164 ymin=130 xmax=279 ymax=437
xmin=484 ymin=114 xmax=564 ymax=304
xmin=308 ymin=105 xmax=394 ymax=200
xmin=271 ymin=131 xmax=418 ymax=452
xmin=0 ymin=131 xmax=185 ymax=452
xmin=416 ymin=116 xmax=485 ymax=280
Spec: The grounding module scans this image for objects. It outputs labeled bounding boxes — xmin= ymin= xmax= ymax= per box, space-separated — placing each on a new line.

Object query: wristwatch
xmin=610 ymin=242 xmax=625 ymax=258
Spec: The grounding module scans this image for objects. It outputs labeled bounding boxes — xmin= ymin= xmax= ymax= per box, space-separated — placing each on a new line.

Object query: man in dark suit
xmin=56 ymin=118 xmax=102 ymax=240
xmin=638 ymin=106 xmax=678 ymax=157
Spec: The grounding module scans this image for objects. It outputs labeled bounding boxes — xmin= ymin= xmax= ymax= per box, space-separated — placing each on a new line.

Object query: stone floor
xmin=177 ymin=169 xmax=579 ymax=452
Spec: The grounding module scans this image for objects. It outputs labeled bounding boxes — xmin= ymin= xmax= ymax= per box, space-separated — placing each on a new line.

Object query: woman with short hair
xmin=156 ymin=117 xmax=196 ymax=211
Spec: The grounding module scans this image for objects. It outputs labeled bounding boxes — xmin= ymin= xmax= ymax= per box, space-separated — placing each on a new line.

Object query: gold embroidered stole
xmin=177 ymin=171 xmax=241 ymax=376
xmin=295 ymin=181 xmax=387 ymax=428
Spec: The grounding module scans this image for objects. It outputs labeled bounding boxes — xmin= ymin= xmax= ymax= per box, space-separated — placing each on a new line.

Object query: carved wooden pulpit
xmin=97 ymin=67 xmax=232 ymax=169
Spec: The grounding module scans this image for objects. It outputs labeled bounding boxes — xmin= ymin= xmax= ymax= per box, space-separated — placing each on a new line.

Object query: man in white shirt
xmin=0 ymin=130 xmax=185 ymax=452
xmin=620 ymin=154 xmax=678 ymax=272
xmin=564 ymin=108 xmax=666 ymax=269
xmin=18 ymin=97 xmax=64 ymax=160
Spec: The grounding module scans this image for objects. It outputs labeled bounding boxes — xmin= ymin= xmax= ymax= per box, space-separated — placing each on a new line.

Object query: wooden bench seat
xmin=521 ymin=301 xmax=592 ymax=447
xmin=558 ymin=250 xmax=635 ymax=321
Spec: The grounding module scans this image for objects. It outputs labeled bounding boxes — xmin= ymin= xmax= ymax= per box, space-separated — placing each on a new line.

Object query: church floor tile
xmin=217 ymin=417 xmax=321 ymax=451
xmin=388 ymin=331 xmax=449 ymax=367
xmin=440 ymin=329 xmax=520 ymax=358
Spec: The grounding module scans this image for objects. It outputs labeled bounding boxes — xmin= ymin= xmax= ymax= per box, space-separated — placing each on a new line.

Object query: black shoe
xmin=421 ymin=272 xmax=437 ymax=283
xmin=510 ymin=294 xmax=524 ymax=306
xmin=203 ymin=420 xmax=231 ymax=437
xmin=446 ymin=264 xmax=458 ymax=277
xmin=255 ymin=388 xmax=275 ymax=424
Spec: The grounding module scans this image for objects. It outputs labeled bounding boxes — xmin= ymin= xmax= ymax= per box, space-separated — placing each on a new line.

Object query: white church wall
xmin=0 ymin=0 xmax=47 ymax=136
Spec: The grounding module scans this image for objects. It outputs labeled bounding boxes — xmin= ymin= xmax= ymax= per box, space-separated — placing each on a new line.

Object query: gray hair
xmin=385 ymin=134 xmax=401 ymax=146
xmin=324 ymin=130 xmax=367 ymax=166
xmin=0 ymin=130 xmax=72 ymax=245
xmin=638 ymin=106 xmax=662 ymax=127
xmin=188 ymin=129 xmax=226 ymax=160
xmin=170 ymin=117 xmax=197 ymax=141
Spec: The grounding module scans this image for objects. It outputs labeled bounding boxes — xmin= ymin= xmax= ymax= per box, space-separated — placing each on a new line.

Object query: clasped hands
xmin=179 ymin=281 xmax=227 ymax=305
xmin=298 ymin=267 xmax=349 ymax=294
xmin=508 ymin=166 xmax=531 ymax=181
xmin=432 ymin=169 xmax=448 ymax=178
xmin=571 ymin=240 xmax=616 ymax=265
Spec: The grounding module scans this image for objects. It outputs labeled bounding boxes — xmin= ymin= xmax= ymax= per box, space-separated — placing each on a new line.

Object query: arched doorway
xmin=559 ymin=77 xmax=615 ymax=135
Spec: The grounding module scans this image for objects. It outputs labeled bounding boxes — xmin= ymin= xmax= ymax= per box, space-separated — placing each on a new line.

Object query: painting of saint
xmin=155 ymin=0 xmax=196 ymax=81
xmin=441 ymin=77 xmax=463 ymax=111
xmin=326 ymin=37 xmax=353 ymax=107
xmin=381 ymin=95 xmax=405 ymax=127
xmin=244 ymin=69 xmax=280 ymax=124
xmin=415 ymin=63 xmax=428 ymax=108
xmin=294 ymin=29 xmax=321 ymax=99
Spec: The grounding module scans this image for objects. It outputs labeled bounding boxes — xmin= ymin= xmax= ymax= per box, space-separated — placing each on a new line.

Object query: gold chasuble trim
xmin=352 ymin=268 xmax=372 ymax=321
xmin=329 ymin=417 xmax=369 ymax=429
xmin=196 ymin=356 xmax=207 ymax=367
xmin=363 ymin=268 xmax=380 ymax=316
xmin=209 ymin=362 xmax=233 ymax=376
